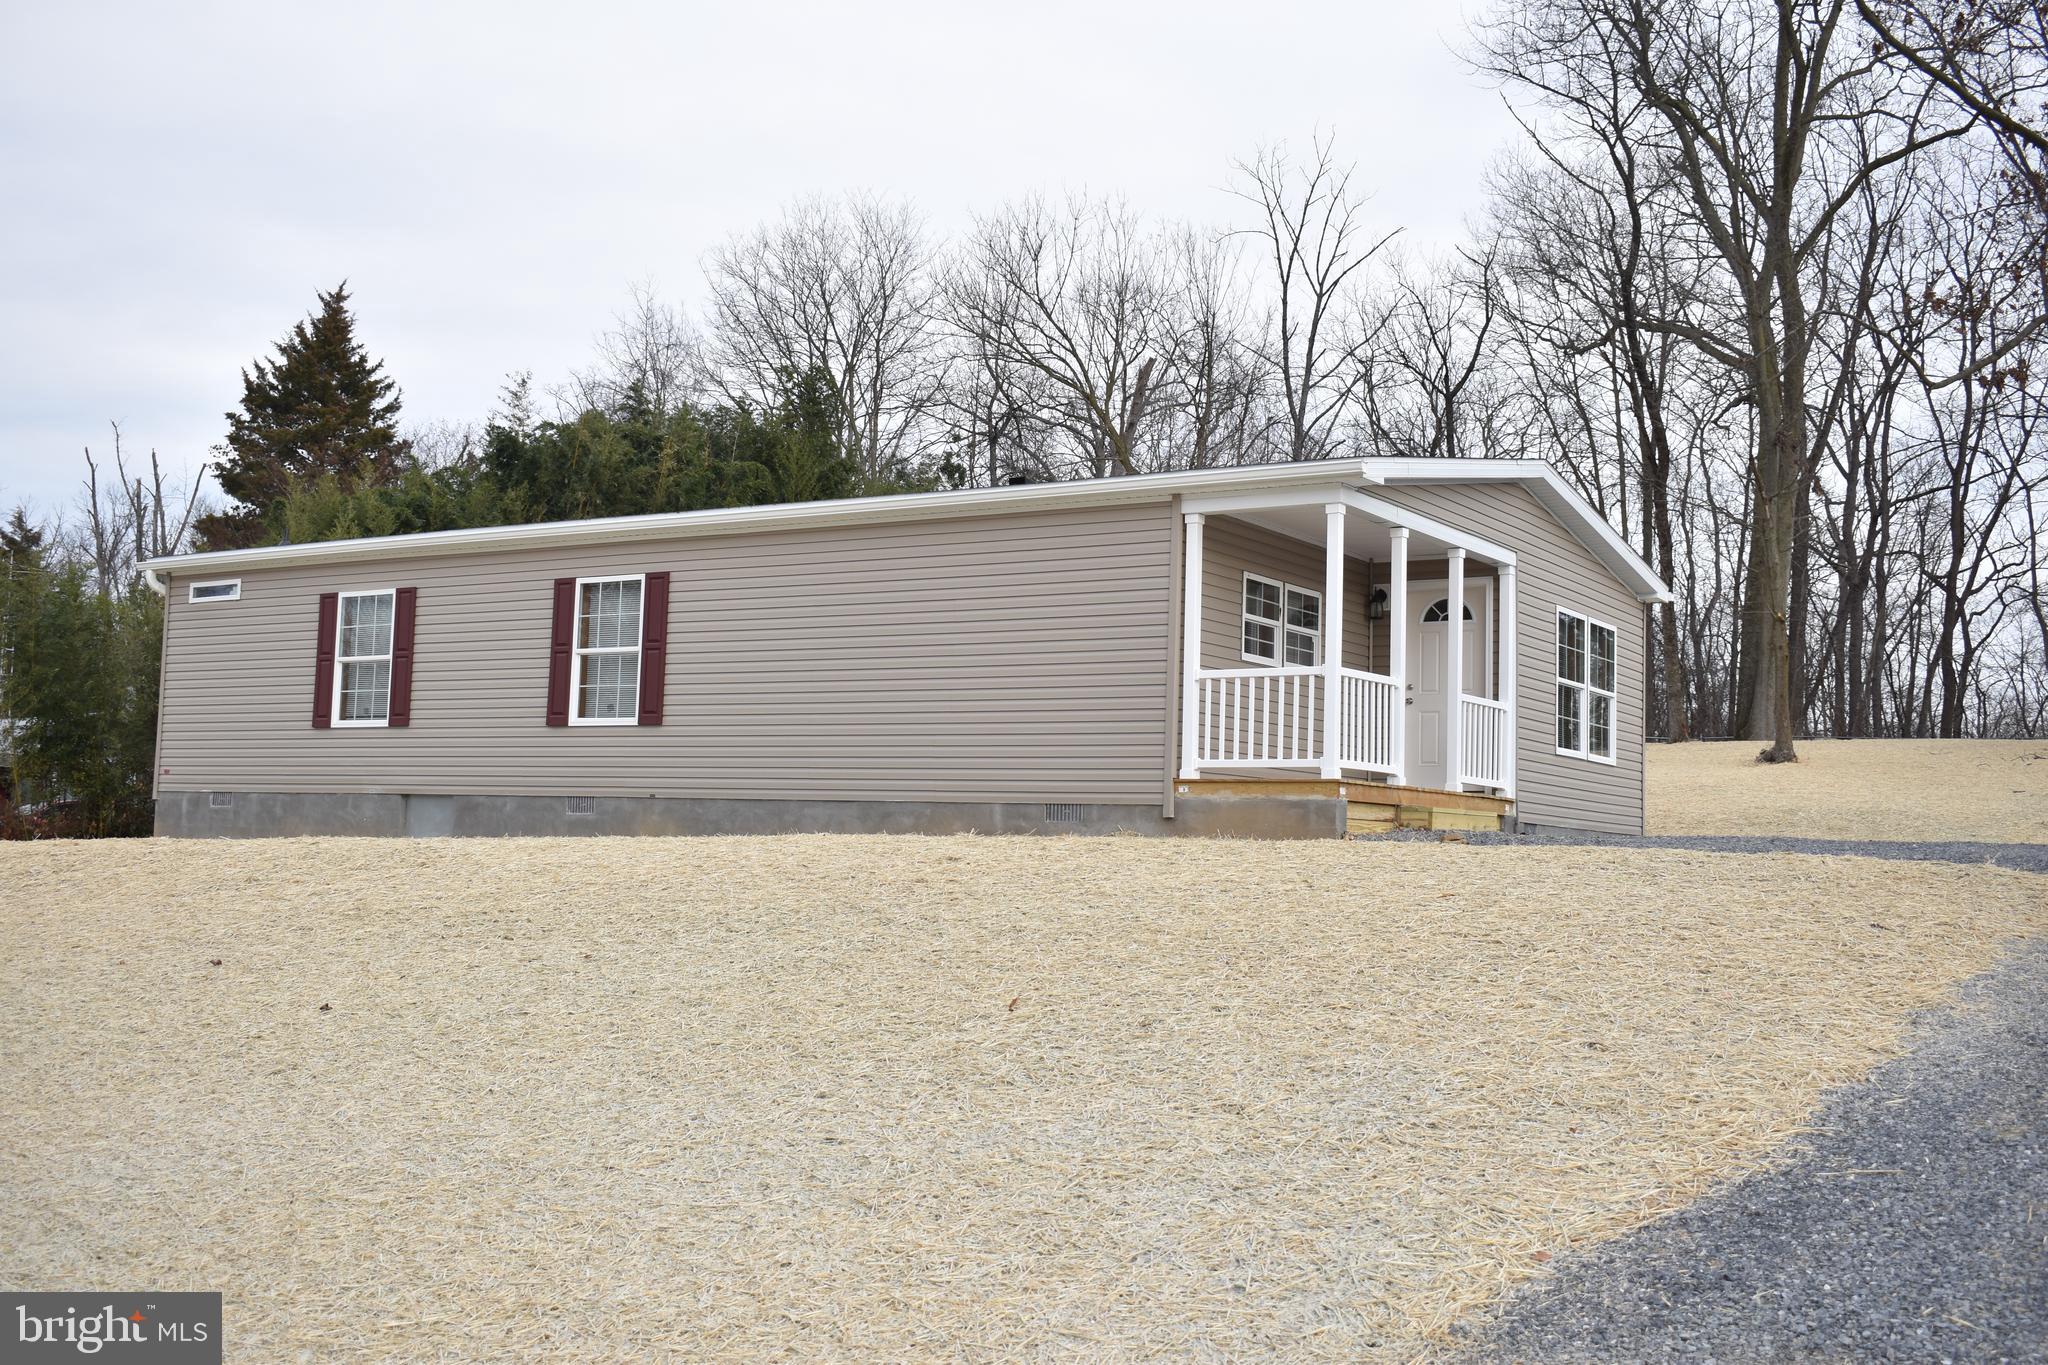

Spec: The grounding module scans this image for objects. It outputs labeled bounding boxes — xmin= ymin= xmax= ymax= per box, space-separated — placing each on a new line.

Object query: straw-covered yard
xmin=1650 ymin=738 xmax=2048 ymax=842
xmin=3 ymin=835 xmax=2042 ymax=1360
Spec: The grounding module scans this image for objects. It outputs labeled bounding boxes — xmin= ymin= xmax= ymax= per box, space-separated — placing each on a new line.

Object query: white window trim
xmin=331 ymin=588 xmax=396 ymax=729
xmin=1555 ymin=607 xmax=1618 ymax=765
xmin=568 ymin=573 xmax=645 ymax=727
xmin=1282 ymin=583 xmax=1323 ymax=668
xmin=188 ymin=578 xmax=241 ymax=603
xmin=1239 ymin=571 xmax=1322 ymax=667
xmin=1240 ymin=571 xmax=1283 ymax=665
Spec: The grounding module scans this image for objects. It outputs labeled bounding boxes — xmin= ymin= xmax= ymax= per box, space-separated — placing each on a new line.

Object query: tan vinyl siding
xmin=1188 ymin=518 xmax=1371 ymax=778
xmin=1198 ymin=517 xmax=1372 ymax=673
xmin=1373 ymin=481 xmax=1647 ymax=834
xmin=1198 ymin=518 xmax=1499 ymax=686
xmin=158 ymin=502 xmax=1175 ymax=804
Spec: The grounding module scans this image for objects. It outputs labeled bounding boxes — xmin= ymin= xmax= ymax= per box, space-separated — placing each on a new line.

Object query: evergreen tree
xmin=269 ymin=366 xmax=900 ymax=546
xmin=0 ymin=561 xmax=161 ymax=835
xmin=767 ymin=366 xmax=858 ymax=504
xmin=1 ymin=506 xmax=45 ymax=565
xmin=492 ymin=370 xmax=538 ymax=436
xmin=197 ymin=282 xmax=406 ymax=548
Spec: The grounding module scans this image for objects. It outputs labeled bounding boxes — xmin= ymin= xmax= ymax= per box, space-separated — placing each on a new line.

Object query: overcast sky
xmin=0 ymin=0 xmax=1515 ymax=520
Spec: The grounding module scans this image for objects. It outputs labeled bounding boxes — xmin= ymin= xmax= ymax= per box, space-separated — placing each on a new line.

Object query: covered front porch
xmin=1176 ymin=480 xmax=1518 ymax=803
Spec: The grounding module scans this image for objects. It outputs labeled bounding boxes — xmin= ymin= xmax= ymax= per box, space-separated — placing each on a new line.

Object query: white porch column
xmin=1445 ymin=547 xmax=1466 ymax=791
xmin=1388 ymin=526 xmax=1410 ymax=787
xmin=1319 ymin=502 xmax=1346 ymax=778
xmin=1499 ymin=563 xmax=1518 ymax=801
xmin=1177 ymin=512 xmax=1206 ymax=779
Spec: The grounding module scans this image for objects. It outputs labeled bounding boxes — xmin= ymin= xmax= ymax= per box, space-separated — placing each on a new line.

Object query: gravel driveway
xmin=1412 ymin=829 xmax=2048 ymax=875
xmin=1456 ymin=937 xmax=2048 ymax=1363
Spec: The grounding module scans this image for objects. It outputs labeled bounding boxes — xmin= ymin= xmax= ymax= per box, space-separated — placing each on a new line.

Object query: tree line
xmin=4 ymin=0 xmax=2044 ymax=835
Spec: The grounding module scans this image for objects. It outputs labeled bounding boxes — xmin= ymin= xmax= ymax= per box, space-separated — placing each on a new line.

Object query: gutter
xmin=142 ymin=459 xmax=1381 ymax=576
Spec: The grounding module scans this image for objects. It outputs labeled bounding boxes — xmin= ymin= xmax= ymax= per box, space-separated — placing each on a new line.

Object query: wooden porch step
xmin=1174 ymin=777 xmax=1510 ymax=836
xmin=1344 ymin=802 xmax=1502 ymax=835
xmin=1176 ymin=777 xmax=1509 ymax=813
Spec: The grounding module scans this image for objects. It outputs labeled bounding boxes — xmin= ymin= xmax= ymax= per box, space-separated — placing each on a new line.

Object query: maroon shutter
xmin=388 ymin=587 xmax=418 ymax=728
xmin=546 ymin=578 xmax=576 ymax=726
xmin=638 ymin=571 xmax=670 ymax=726
xmin=312 ymin=592 xmax=338 ymax=729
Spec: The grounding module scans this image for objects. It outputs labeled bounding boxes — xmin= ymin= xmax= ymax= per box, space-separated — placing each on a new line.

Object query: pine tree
xmin=1 ymin=506 xmax=45 ymax=566
xmin=197 ymin=283 xmax=406 ymax=548
xmin=491 ymin=370 xmax=537 ymax=437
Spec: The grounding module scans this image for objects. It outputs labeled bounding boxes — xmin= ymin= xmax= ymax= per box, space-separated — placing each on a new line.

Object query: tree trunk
xmin=1787 ymin=471 xmax=1817 ymax=732
xmin=1743 ymin=357 xmax=1802 ymax=762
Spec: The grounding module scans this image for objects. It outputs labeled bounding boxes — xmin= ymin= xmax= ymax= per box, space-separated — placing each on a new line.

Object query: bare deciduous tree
xmin=1479 ymin=0 xmax=1973 ymax=760
xmin=1229 ymin=136 xmax=1400 ymax=460
xmin=78 ymin=422 xmax=206 ymax=595
xmin=944 ymin=195 xmax=1174 ymax=478
xmin=562 ymin=282 xmax=704 ymax=421
xmin=1161 ymin=226 xmax=1278 ymax=468
xmin=705 ymin=195 xmax=946 ymax=487
xmin=1357 ymin=245 xmax=1504 ymax=461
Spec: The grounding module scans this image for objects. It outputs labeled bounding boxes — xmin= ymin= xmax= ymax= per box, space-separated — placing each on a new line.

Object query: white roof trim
xmin=143 ymin=459 xmax=1381 ymax=575
xmin=1361 ymin=458 xmax=1673 ymax=603
xmin=144 ymin=454 xmax=1672 ymax=602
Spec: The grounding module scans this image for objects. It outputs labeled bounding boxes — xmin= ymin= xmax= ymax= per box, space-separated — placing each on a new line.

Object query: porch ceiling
xmin=1226 ymin=504 xmax=1474 ymax=565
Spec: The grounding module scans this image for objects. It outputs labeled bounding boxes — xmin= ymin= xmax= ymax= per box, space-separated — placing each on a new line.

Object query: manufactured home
xmin=143 ymin=458 xmax=1670 ymax=839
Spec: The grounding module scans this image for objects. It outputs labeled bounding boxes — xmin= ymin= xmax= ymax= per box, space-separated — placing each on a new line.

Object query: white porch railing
xmin=1193 ymin=666 xmax=1321 ymax=768
xmin=1190 ymin=665 xmax=1400 ymax=774
xmin=1335 ymin=668 xmax=1399 ymax=773
xmin=1459 ymin=694 xmax=1510 ymax=789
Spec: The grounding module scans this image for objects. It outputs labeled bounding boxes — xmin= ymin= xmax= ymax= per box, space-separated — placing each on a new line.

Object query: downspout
xmin=145 ymin=567 xmax=169 ymax=809
xmin=1161 ymin=496 xmax=1183 ymax=820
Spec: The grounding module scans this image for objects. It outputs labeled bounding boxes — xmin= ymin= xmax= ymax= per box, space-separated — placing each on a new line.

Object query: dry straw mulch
xmin=1650 ymin=738 xmax=2048 ymax=843
xmin=3 ymin=835 xmax=2042 ymax=1360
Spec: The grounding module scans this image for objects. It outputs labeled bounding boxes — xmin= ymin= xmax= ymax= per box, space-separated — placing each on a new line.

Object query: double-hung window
xmin=1556 ymin=608 xmax=1617 ymax=762
xmin=572 ymin=575 xmax=644 ymax=724
xmin=1241 ymin=572 xmax=1321 ymax=666
xmin=334 ymin=590 xmax=396 ymax=726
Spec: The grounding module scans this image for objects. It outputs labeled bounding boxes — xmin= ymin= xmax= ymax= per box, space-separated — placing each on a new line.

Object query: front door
xmin=1405 ymin=582 xmax=1491 ymax=789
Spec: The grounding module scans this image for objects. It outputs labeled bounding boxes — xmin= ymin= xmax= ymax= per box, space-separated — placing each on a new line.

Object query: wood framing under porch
xmin=1174 ymin=777 xmax=1513 ymax=836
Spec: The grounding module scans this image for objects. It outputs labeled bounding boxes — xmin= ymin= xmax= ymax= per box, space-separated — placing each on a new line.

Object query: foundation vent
xmin=565 ymin=796 xmax=595 ymax=816
xmin=1043 ymin=803 xmax=1088 ymax=824
xmin=208 ymin=791 xmax=234 ymax=809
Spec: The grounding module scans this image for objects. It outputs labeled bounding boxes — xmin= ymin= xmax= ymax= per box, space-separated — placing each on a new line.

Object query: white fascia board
xmin=1364 ymin=458 xmax=1674 ymax=603
xmin=144 ymin=458 xmax=1380 ymax=575
xmin=1178 ymin=482 xmax=1365 ymax=516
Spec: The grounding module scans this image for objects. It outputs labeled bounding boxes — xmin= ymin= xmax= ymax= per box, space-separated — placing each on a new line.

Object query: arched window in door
xmin=1421 ymin=597 xmax=1474 ymax=623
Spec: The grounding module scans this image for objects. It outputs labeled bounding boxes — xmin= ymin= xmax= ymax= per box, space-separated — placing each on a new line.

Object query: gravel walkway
xmin=1457 ymin=937 xmax=2048 ymax=1363
xmin=1397 ymin=829 xmax=2048 ymax=874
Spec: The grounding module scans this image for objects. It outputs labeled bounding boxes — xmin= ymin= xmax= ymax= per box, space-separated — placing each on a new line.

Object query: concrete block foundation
xmin=154 ymin=790 xmax=1351 ymax=840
